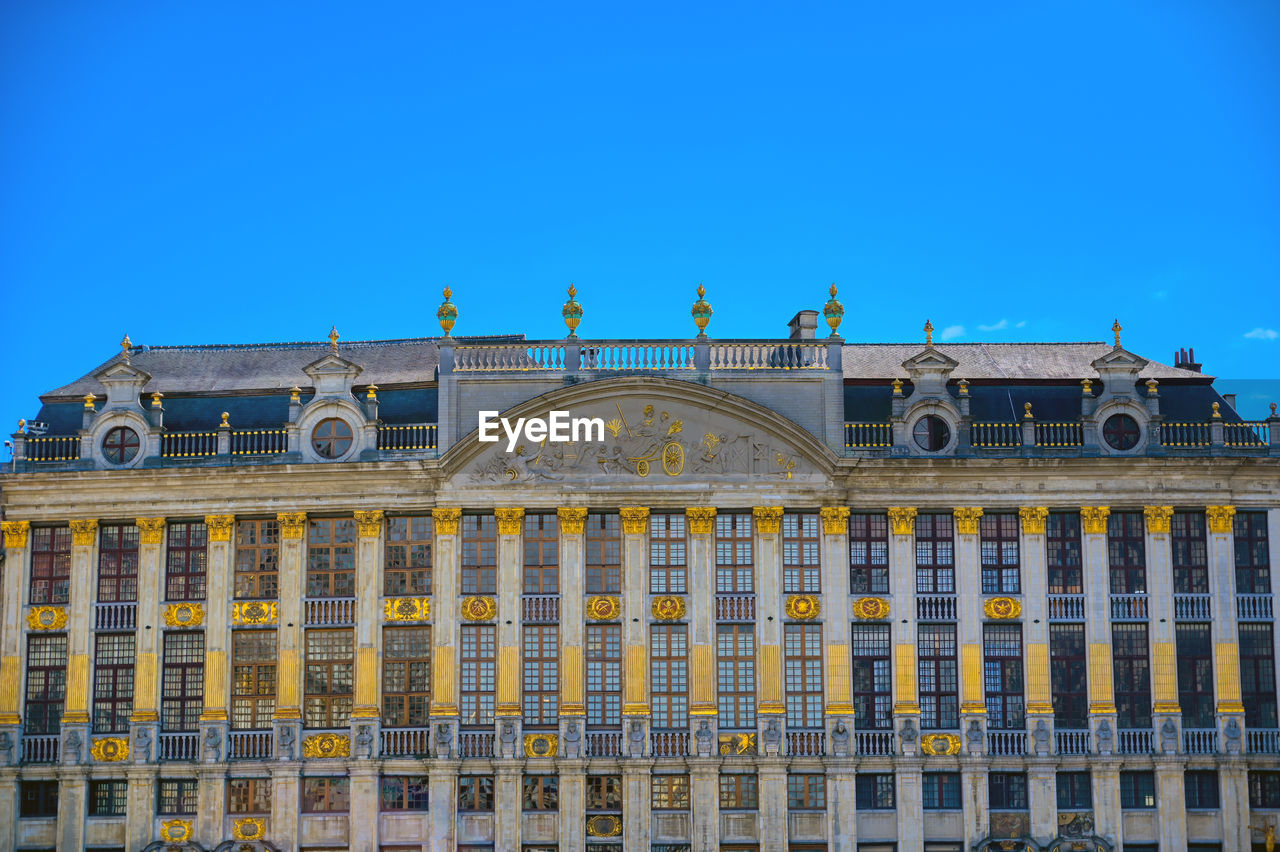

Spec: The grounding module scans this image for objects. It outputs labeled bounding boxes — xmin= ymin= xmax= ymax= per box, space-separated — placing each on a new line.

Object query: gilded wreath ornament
xmin=302 ymin=733 xmax=351 ymax=758
xmin=587 ymin=814 xmax=623 ymax=837
xmin=160 ymin=819 xmax=194 ymax=843
xmin=852 ymin=597 xmax=891 ymax=620
xmin=232 ymin=601 xmax=278 ymax=625
xmin=524 ymin=733 xmax=559 ymax=757
xmin=91 ymin=737 xmax=130 ymax=762
xmin=233 ymin=817 xmax=266 ymax=840
xmin=385 ymin=597 xmax=431 ymax=622
xmin=163 ymin=603 xmax=204 ymax=628
xmin=920 ymin=733 xmax=962 ymax=756
xmin=984 ymin=597 xmax=1022 ymax=619
xmin=27 ymin=606 xmax=68 ymax=631
xmin=785 ymin=595 xmax=821 ymax=620
xmin=461 ymin=596 xmax=498 ymax=621
xmin=651 ymin=596 xmax=687 ymax=621
xmin=586 ymin=596 xmax=621 ymax=621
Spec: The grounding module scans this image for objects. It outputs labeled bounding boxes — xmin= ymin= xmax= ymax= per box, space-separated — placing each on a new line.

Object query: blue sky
xmin=2 ymin=1 xmax=1278 ymax=429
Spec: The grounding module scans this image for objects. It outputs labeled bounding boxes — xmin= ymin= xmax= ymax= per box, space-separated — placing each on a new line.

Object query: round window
xmin=1102 ymin=413 xmax=1141 ymax=451
xmin=102 ymin=425 xmax=140 ymax=464
xmin=311 ymin=418 xmax=354 ymax=459
xmin=912 ymin=415 xmax=951 ymax=452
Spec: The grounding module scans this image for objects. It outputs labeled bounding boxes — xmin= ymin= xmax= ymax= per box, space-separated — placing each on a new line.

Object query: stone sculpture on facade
xmin=1160 ymin=717 xmax=1178 ymax=755
xmin=277 ymin=725 xmax=294 ymax=761
xmin=562 ymin=720 xmax=581 ymax=758
xmin=1095 ymin=719 xmax=1113 ymax=755
xmin=434 ymin=722 xmax=454 ymax=758
xmin=628 ymin=720 xmax=645 ymax=757
xmin=831 ymin=720 xmax=851 ymax=756
xmin=1032 ymin=719 xmax=1050 ymax=756
xmin=355 ymin=725 xmax=374 ymax=759
xmin=134 ymin=726 xmax=152 ymax=763
xmin=202 ymin=727 xmax=221 ymax=763
xmin=695 ymin=719 xmax=714 ymax=757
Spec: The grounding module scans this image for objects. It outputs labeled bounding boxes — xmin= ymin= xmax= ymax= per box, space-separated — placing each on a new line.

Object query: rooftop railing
xmin=160 ymin=431 xmax=217 ymax=458
xmin=377 ymin=423 xmax=437 ymax=452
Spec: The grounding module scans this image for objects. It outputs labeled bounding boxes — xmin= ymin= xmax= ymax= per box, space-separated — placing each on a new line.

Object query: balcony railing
xmin=377 ymin=423 xmax=438 ymax=452
xmin=1161 ymin=422 xmax=1211 ymax=447
xmin=455 ymin=343 xmax=567 ymax=372
xmin=1226 ymin=421 xmax=1268 ymax=447
xmin=1035 ymin=421 xmax=1084 ymax=447
xmin=587 ymin=731 xmax=623 ymax=757
xmin=1110 ymin=594 xmax=1149 ymax=621
xmin=1055 ymin=729 xmax=1090 ymax=755
xmin=230 ymin=429 xmax=288 ymax=455
xmin=855 ymin=730 xmax=895 ymax=756
xmin=1117 ymin=729 xmax=1154 ymax=755
xmin=1239 ymin=594 xmax=1275 ymax=621
xmin=227 ymin=731 xmax=273 ymax=760
xmin=21 ymin=734 xmax=59 ymax=763
xmin=159 ymin=732 xmax=199 ymax=761
xmin=522 ymin=595 xmax=559 ymax=624
xmin=987 ymin=730 xmax=1026 ymax=756
xmin=651 ymin=731 xmax=689 ymax=757
xmin=709 ymin=342 xmax=829 ymax=370
xmin=381 ymin=727 xmax=430 ymax=757
xmin=1047 ymin=594 xmax=1085 ymax=621
xmin=459 ymin=731 xmax=495 ymax=758
xmin=585 ymin=343 xmax=693 ymax=371
xmin=160 ymin=431 xmax=218 ymax=458
xmin=786 ymin=730 xmax=825 ymax=757
xmin=970 ymin=422 xmax=1021 ymax=448
xmin=1248 ymin=729 xmax=1280 ymax=754
xmin=305 ymin=597 xmax=356 ymax=626
xmin=917 ymin=595 xmax=957 ymax=621
xmin=715 ymin=594 xmax=756 ymax=622
xmin=844 ymin=422 xmax=893 ymax=448
xmin=1173 ymin=594 xmax=1212 ymax=621
xmin=95 ymin=602 xmax=137 ymax=631
xmin=1183 ymin=728 xmax=1218 ymax=755
xmin=25 ymin=435 xmax=82 ymax=462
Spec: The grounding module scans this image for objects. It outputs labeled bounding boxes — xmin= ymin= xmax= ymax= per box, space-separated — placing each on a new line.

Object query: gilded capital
xmin=820 ymin=506 xmax=850 ymax=535
xmin=69 ymin=519 xmax=98 ymax=546
xmin=557 ymin=507 xmax=588 ymax=535
xmin=1 ymin=520 xmax=30 ymax=549
xmin=353 ymin=510 xmax=385 ymax=538
xmin=495 ymin=507 xmax=525 ymax=535
xmin=953 ymin=507 xmax=983 ymax=535
xmin=433 ymin=507 xmax=462 ymax=535
xmin=887 ymin=507 xmax=917 ymax=535
xmin=276 ymin=512 xmax=307 ymax=539
xmin=204 ymin=514 xmax=235 ymax=542
xmin=1018 ymin=507 xmax=1048 ymax=535
xmin=753 ymin=506 xmax=784 ymax=535
xmin=685 ymin=507 xmax=717 ymax=535
xmin=1080 ymin=506 xmax=1110 ymax=535
xmin=1206 ymin=505 xmax=1236 ymax=535
xmin=620 ymin=506 xmax=650 ymax=535
xmin=136 ymin=517 xmax=166 ymax=545
xmin=1143 ymin=506 xmax=1173 ymax=535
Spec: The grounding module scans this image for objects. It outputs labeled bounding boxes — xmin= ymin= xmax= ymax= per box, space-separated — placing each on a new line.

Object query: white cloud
xmin=939 ymin=324 xmax=965 ymax=341
xmin=1015 ymin=320 xmax=1027 ymax=328
xmin=978 ymin=319 xmax=1008 ymax=332
xmin=1244 ymin=327 xmax=1278 ymax=341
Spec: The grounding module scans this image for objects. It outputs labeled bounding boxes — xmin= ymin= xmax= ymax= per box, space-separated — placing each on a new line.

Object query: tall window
xmin=988 ymin=773 xmax=1028 ymax=810
xmin=523 ymin=625 xmax=559 ymax=727
xmin=787 ymin=774 xmax=826 ymax=809
xmin=523 ymin=514 xmax=558 ymax=593
xmin=849 ymin=513 xmax=889 ymax=594
xmin=1184 ymin=771 xmax=1220 ymax=809
xmin=304 ymin=629 xmax=354 ymax=729
xmin=716 ymin=513 xmax=754 ymax=593
xmin=231 ymin=630 xmax=276 ymax=729
xmin=381 ymin=776 xmax=430 ymax=811
xmin=1113 ymin=623 xmax=1152 ymax=729
xmin=1057 ymin=772 xmax=1091 ymax=810
xmin=461 ymin=515 xmax=497 ymax=594
xmin=24 ymin=634 xmax=67 ymax=734
xmin=851 ymin=623 xmax=892 ymax=730
xmin=1120 ymin=771 xmax=1156 ymax=809
xmin=720 ymin=774 xmax=759 ymax=809
xmin=458 ymin=775 xmax=495 ymax=811
xmin=651 ymin=774 xmax=691 ymax=809
xmin=783 ymin=513 xmax=821 ymax=593
xmin=784 ymin=623 xmax=823 ymax=728
xmin=922 ymin=773 xmax=961 ymax=809
xmin=980 ymin=513 xmax=1020 ymax=594
xmin=1108 ymin=511 xmax=1146 ymax=593
xmin=1050 ymin=624 xmax=1087 ymax=728
xmin=307 ymin=518 xmax=356 ymax=598
xmin=158 ymin=779 xmax=198 ymax=815
xmin=651 ymin=624 xmax=688 ymax=730
xmin=90 ymin=779 xmax=128 ymax=816
xmin=1236 ymin=511 xmax=1271 ymax=595
xmin=92 ymin=633 xmax=135 ymax=733
xmin=585 ymin=513 xmax=621 ymax=594
xmin=855 ymin=774 xmax=895 ymax=809
xmin=984 ymin=624 xmax=1024 ymax=730
xmin=586 ymin=775 xmax=622 ymax=810
xmin=97 ymin=523 xmax=139 ymax=603
xmin=1176 ymin=623 xmax=1215 ymax=728
xmin=650 ymin=514 xmax=687 ymax=594
xmin=234 ymin=519 xmax=279 ymax=599
xmin=915 ymin=514 xmax=955 ymax=594
xmin=302 ymin=777 xmax=350 ymax=813
xmin=1250 ymin=772 xmax=1280 ymax=809
xmin=383 ymin=626 xmax=430 ymax=728
xmin=385 ymin=516 xmax=431 ymax=596
xmin=165 ymin=520 xmax=207 ymax=601
xmin=1046 ymin=512 xmax=1082 ymax=594
xmin=1240 ymin=622 xmax=1279 ymax=728
xmin=461 ymin=624 xmax=496 ymax=726
xmin=1171 ymin=511 xmax=1209 ymax=593
xmin=919 ymin=624 xmax=958 ymax=729
xmin=586 ymin=624 xmax=621 ymax=727
xmin=717 ymin=625 xmax=756 ymax=728
xmin=29 ymin=526 xmax=71 ymax=604
xmin=523 ymin=775 xmax=559 ymax=810
xmin=228 ymin=778 xmax=272 ymax=814
xmin=161 ymin=631 xmax=204 ymax=732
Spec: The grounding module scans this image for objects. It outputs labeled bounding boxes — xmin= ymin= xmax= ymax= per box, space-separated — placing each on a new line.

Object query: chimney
xmin=1223 ymin=393 xmax=1237 ymax=412
xmin=1174 ymin=347 xmax=1202 ymax=372
xmin=788 ymin=310 xmax=819 ymax=340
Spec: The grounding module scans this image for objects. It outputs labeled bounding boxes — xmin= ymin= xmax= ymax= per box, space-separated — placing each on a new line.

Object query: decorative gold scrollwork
xmin=90 ymin=737 xmax=130 ymax=762
xmin=586 ymin=596 xmax=621 ymax=621
xmin=163 ymin=603 xmax=204 ymax=628
xmin=385 ymin=597 xmax=431 ymax=622
xmin=524 ymin=733 xmax=559 ymax=757
xmin=302 ymin=733 xmax=351 ymax=758
xmin=984 ymin=597 xmax=1022 ymax=619
xmin=231 ymin=601 xmax=278 ymax=626
xmin=785 ymin=595 xmax=820 ymax=621
xmin=27 ymin=607 xmax=68 ymax=631
xmin=852 ymin=597 xmax=890 ymax=620
xmin=920 ymin=733 xmax=962 ymax=755
xmin=461 ymin=596 xmax=497 ymax=621
xmin=651 ymin=596 xmax=687 ymax=621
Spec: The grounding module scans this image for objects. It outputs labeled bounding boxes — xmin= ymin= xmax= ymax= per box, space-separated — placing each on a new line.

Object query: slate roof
xmin=838 ymin=342 xmax=1207 ymax=381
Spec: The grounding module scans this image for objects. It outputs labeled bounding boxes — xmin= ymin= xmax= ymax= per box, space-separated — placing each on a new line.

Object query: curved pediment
xmin=441 ymin=377 xmax=839 ymax=487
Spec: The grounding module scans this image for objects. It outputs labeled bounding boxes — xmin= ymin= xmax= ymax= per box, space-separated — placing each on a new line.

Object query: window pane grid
xmin=161 ymin=631 xmax=204 ymax=732
xmin=651 ymin=625 xmax=688 ymax=730
xmin=849 ymin=513 xmax=889 ymax=594
xmin=586 ymin=624 xmax=621 ymax=727
xmin=1171 ymin=511 xmax=1209 ymax=593
xmin=234 ymin=519 xmax=279 ymax=599
xmin=585 ymin=513 xmax=621 ymax=594
xmin=782 ymin=513 xmax=821 ymax=593
xmin=784 ymin=623 xmax=823 ymax=728
xmin=1107 ymin=511 xmax=1146 ymax=593
xmin=1235 ymin=510 xmax=1271 ymax=594
xmin=232 ymin=630 xmax=277 ymax=729
xmin=29 ymin=525 xmax=72 ymax=604
xmin=650 ymin=514 xmax=687 ymax=594
xmin=385 ymin=515 xmax=432 ymax=596
xmin=1241 ymin=622 xmax=1278 ymax=728
xmin=915 ymin=514 xmax=955 ymax=594
xmin=1113 ymin=623 xmax=1152 ymax=729
xmin=1047 ymin=512 xmax=1083 ymax=594
xmin=304 ymin=629 xmax=354 ymax=729
xmin=1050 ymin=623 xmax=1087 ymax=728
xmin=716 ymin=625 xmax=756 ymax=728
xmin=984 ymin=624 xmax=1024 ymax=730
xmin=93 ymin=632 xmax=135 ymax=733
xmin=523 ymin=513 xmax=559 ymax=593
xmin=165 ymin=520 xmax=208 ymax=601
xmin=97 ymin=523 xmax=140 ymax=603
xmin=24 ymin=634 xmax=67 ymax=734
xmin=383 ymin=626 xmax=431 ymax=727
xmin=522 ymin=625 xmax=559 ymax=727
xmin=461 ymin=515 xmax=497 ymax=594
xmin=919 ymin=624 xmax=958 ymax=730
xmin=852 ymin=624 xmax=892 ymax=729
xmin=979 ymin=513 xmax=1020 ymax=594
xmin=1176 ymin=623 xmax=1215 ymax=728
xmin=715 ymin=512 xmax=754 ymax=593
xmin=461 ymin=624 xmax=496 ymax=727
xmin=307 ymin=518 xmax=356 ymax=598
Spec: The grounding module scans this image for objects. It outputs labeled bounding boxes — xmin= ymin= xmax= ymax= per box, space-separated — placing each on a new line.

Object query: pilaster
xmin=754 ymin=507 xmax=785 ymax=734
xmin=1221 ymin=759 xmax=1251 ymax=851
xmin=621 ymin=507 xmax=651 ymax=720
xmin=690 ymin=758 xmax=721 ymax=852
xmin=888 ymin=508 xmax=920 ymax=728
xmin=131 ymin=517 xmax=166 ymax=726
xmin=270 ymin=764 xmax=301 ymax=851
xmin=558 ymin=507 xmax=587 ymax=721
xmin=195 ymin=764 xmax=226 ymax=849
xmin=495 ymin=508 xmax=524 ymax=722
xmin=351 ymin=510 xmax=384 ymax=721
xmin=757 ymin=760 xmax=789 ymax=848
xmin=1145 ymin=506 xmax=1180 ymax=722
xmin=201 ymin=515 xmax=235 ymax=725
xmin=0 ymin=769 xmax=17 ymax=851
xmin=348 ymin=763 xmax=380 ymax=852
xmin=1206 ymin=507 xmax=1244 ymax=717
xmin=1091 ymin=761 xmax=1121 ymax=847
xmin=56 ymin=767 xmax=88 ymax=852
xmin=821 ymin=507 xmax=853 ymax=729
xmin=125 ymin=764 xmax=158 ymax=851
xmin=1081 ymin=508 xmax=1117 ymax=736
xmin=494 ymin=762 xmax=523 ymax=850
xmin=1154 ymin=760 xmax=1187 ymax=850
xmin=273 ymin=513 xmax=306 ymax=731
xmin=894 ymin=759 xmax=924 ymax=850
xmin=431 ymin=508 xmax=461 ymax=719
xmin=686 ymin=507 xmax=717 ymax=721
xmin=954 ymin=508 xmax=986 ymax=736
xmin=1020 ymin=508 xmax=1054 ymax=725
xmin=826 ymin=758 xmax=856 ymax=852
xmin=962 ymin=761 xmax=989 ymax=846
xmin=64 ymin=519 xmax=98 ymax=726
xmin=1027 ymin=766 xmax=1056 ymax=846
xmin=428 ymin=759 xmax=460 ymax=846
xmin=0 ymin=521 xmax=31 ymax=727
xmin=558 ymin=758 xmax=587 ymax=850
xmin=622 ymin=758 xmax=653 ymax=849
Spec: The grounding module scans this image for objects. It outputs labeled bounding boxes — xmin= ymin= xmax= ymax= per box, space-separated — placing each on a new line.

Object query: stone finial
xmin=1112 ymin=318 xmax=1122 ymax=349
xmin=924 ymin=319 xmax=934 ymax=347
xmin=328 ymin=326 xmax=340 ymax=352
xmin=1023 ymin=401 xmax=1034 ymax=419
xmin=691 ymin=284 xmax=712 ymax=336
xmin=562 ymin=283 xmax=583 ymax=338
xmin=437 ymin=287 xmax=458 ymax=337
xmin=823 ymin=283 xmax=844 ymax=337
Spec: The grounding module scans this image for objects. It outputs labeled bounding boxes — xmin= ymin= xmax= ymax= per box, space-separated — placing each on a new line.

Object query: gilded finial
xmin=924 ymin=320 xmax=934 ymax=347
xmin=691 ymin=283 xmax=713 ymax=337
xmin=83 ymin=393 xmax=96 ymax=411
xmin=823 ymin=283 xmax=844 ymax=337
xmin=328 ymin=326 xmax=339 ymax=352
xmin=151 ymin=392 xmax=164 ymax=409
xmin=1146 ymin=379 xmax=1158 ymax=395
xmin=1024 ymin=401 xmax=1034 ymax=419
xmin=891 ymin=378 xmax=903 ymax=396
xmin=562 ymin=283 xmax=584 ymax=338
xmin=437 ymin=287 xmax=458 ymax=337
xmin=958 ymin=379 xmax=969 ymax=396
xmin=289 ymin=386 xmax=301 ymax=404
xmin=1081 ymin=378 xmax=1093 ymax=394
xmin=17 ymin=418 xmax=26 ymax=433
xmin=1212 ymin=401 xmax=1221 ymax=419
xmin=1112 ymin=318 xmax=1122 ymax=349
xmin=366 ymin=384 xmax=378 ymax=402
xmin=221 ymin=411 xmax=230 ymax=427
xmin=121 ymin=333 xmax=132 ymax=362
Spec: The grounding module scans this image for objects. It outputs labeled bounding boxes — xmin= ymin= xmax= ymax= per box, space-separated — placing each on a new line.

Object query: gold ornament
xmin=587 ymin=814 xmax=623 ymax=837
xmin=437 ymin=287 xmax=458 ymax=336
xmin=620 ymin=506 xmax=650 ymax=534
xmin=495 ymin=507 xmax=525 ymax=535
xmin=953 ymin=507 xmax=983 ymax=535
xmin=136 ymin=517 xmax=166 ymax=544
xmin=70 ymin=519 xmax=98 ymax=546
xmin=353 ymin=510 xmax=385 ymax=538
xmin=163 ymin=603 xmax=204 ymax=628
xmin=852 ymin=597 xmax=891 ymax=620
xmin=920 ymin=733 xmax=961 ymax=755
xmin=1206 ymin=505 xmax=1236 ymax=534
xmin=205 ymin=514 xmax=235 ymax=542
xmin=461 ymin=596 xmax=497 ymax=621
xmin=27 ymin=607 xmax=68 ymax=631
xmin=1080 ymin=507 xmax=1110 ymax=535
xmin=820 ymin=506 xmax=850 ymax=535
xmin=562 ymin=283 xmax=584 ymax=337
xmin=233 ymin=817 xmax=266 ymax=840
xmin=586 ymin=596 xmax=621 ymax=621
xmin=690 ymin=283 xmax=713 ymax=336
xmin=433 ymin=507 xmax=462 ymax=535
xmin=1 ymin=520 xmax=30 ymax=548
xmin=718 ymin=732 xmax=757 ymax=755
xmin=557 ymin=507 xmax=588 ymax=534
xmin=524 ymin=733 xmax=559 ymax=757
xmin=651 ymin=596 xmax=687 ymax=621
xmin=1143 ymin=506 xmax=1173 ymax=535
xmin=302 ymin=733 xmax=351 ymax=758
xmin=685 ymin=507 xmax=716 ymax=534
xmin=1112 ymin=318 xmax=1122 ymax=348
xmin=231 ymin=601 xmax=278 ymax=626
xmin=276 ymin=512 xmax=307 ymax=539
xmin=887 ymin=507 xmax=917 ymax=535
xmin=160 ymin=819 xmax=193 ymax=842
xmin=785 ymin=595 xmax=821 ymax=620
xmin=385 ymin=597 xmax=431 ymax=622
xmin=753 ymin=506 xmax=783 ymax=535
xmin=90 ymin=737 xmax=130 ymax=762
xmin=823 ymin=283 xmax=844 ymax=336
xmin=984 ymin=597 xmax=1022 ymax=619
xmin=1018 ymin=507 xmax=1048 ymax=535
xmin=924 ymin=319 xmax=934 ymax=347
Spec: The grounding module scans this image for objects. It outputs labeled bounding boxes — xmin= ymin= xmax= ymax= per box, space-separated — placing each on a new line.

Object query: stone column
xmin=494 ymin=508 xmax=524 ymax=750
xmin=270 ymin=765 xmax=300 ymax=851
xmin=1207 ymin=506 xmax=1249 ymax=850
xmin=351 ymin=510 xmax=384 ymax=723
xmin=1091 ymin=763 xmax=1122 ymax=849
xmin=619 ymin=506 xmax=651 ymax=851
xmin=348 ymin=764 xmax=380 ymax=852
xmin=1145 ymin=506 xmax=1181 ymax=733
xmin=753 ymin=507 xmax=785 ymax=746
xmin=690 ymin=760 xmax=721 ymax=852
xmin=1154 ymin=760 xmax=1187 ymax=849
xmin=1027 ymin=766 xmax=1056 ymax=846
xmin=195 ymin=763 xmax=226 ymax=848
xmin=428 ymin=759 xmax=460 ymax=847
xmin=494 ymin=762 xmax=523 ymax=849
xmin=623 ymin=760 xmax=654 ymax=849
xmin=63 ymin=520 xmax=98 ymax=740
xmin=131 ymin=517 xmax=166 ymax=754
xmin=827 ymin=756 xmax=857 ymax=852
xmin=430 ymin=509 xmax=461 ymax=753
xmin=557 ymin=508 xmax=588 ymax=850
xmin=820 ymin=507 xmax=855 ymax=852
xmin=894 ymin=758 xmax=924 ymax=850
xmin=202 ymin=516 xmax=235 ymax=726
xmin=56 ymin=768 xmax=88 ymax=852
xmin=685 ymin=506 xmax=719 ymax=846
xmin=0 ymin=769 xmax=17 ymax=850
xmin=0 ymin=521 xmax=31 ymax=734
xmin=954 ymin=508 xmax=986 ymax=741
xmin=126 ymin=763 xmax=158 ymax=851
xmin=1080 ymin=507 xmax=1119 ymax=844
xmin=1020 ymin=508 xmax=1056 ymax=843
xmin=962 ymin=763 xmax=989 ymax=846
xmin=558 ymin=758 xmax=586 ymax=851
xmin=887 ymin=509 xmax=921 ymax=737
xmin=273 ymin=513 xmax=307 ymax=747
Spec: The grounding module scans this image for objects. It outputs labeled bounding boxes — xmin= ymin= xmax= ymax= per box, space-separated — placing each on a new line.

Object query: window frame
xmin=461 ymin=624 xmax=496 ymax=727
xmin=1049 ymin=623 xmax=1087 ymax=729
xmin=586 ymin=623 xmax=621 ymax=728
xmin=919 ymin=623 xmax=958 ymax=730
xmin=586 ymin=774 xmax=623 ymax=811
xmin=522 ymin=624 xmax=559 ymax=727
xmin=380 ymin=775 xmax=429 ymax=811
xmin=852 ymin=623 xmax=892 ymax=730
xmin=303 ymin=628 xmax=354 ymax=730
xmin=161 ymin=630 xmax=205 ymax=733
xmin=92 ymin=632 xmax=136 ymax=734
xmin=157 ymin=779 xmax=199 ymax=816
xmin=461 ymin=514 xmax=498 ymax=595
xmin=231 ymin=629 xmax=277 ymax=730
xmin=306 ymin=518 xmax=357 ymax=598
xmin=1112 ymin=622 xmax=1153 ymax=729
xmin=983 ymin=623 xmax=1024 ymax=731
xmin=786 ymin=773 xmax=826 ymax=810
xmin=1046 ymin=511 xmax=1082 ymax=594
xmin=1107 ymin=511 xmax=1146 ymax=594
xmin=584 ymin=512 xmax=621 ymax=594
xmin=382 ymin=625 xmax=431 ymax=728
xmin=719 ymin=773 xmax=759 ymax=810
xmin=522 ymin=513 xmax=559 ymax=594
xmin=164 ymin=520 xmax=208 ymax=601
xmin=521 ymin=775 xmax=559 ymax=811
xmin=855 ymin=773 xmax=895 ymax=810
xmin=19 ymin=780 xmax=58 ymax=818
xmin=1171 ymin=510 xmax=1209 ymax=594
xmin=1176 ymin=622 xmax=1215 ymax=728
xmin=227 ymin=778 xmax=272 ymax=814
xmin=782 ymin=512 xmax=822 ymax=593
xmin=385 ymin=515 xmax=432 ymax=596
xmin=24 ymin=633 xmax=67 ymax=735
xmin=29 ymin=525 xmax=72 ymax=605
xmin=651 ymin=774 xmax=691 ymax=810
xmin=458 ymin=775 xmax=495 ymax=812
xmin=784 ymin=622 xmax=824 ymax=729
xmin=922 ymin=772 xmax=962 ymax=810
xmin=979 ymin=512 xmax=1021 ymax=594
xmin=1184 ymin=770 xmax=1220 ymax=810
xmin=89 ymin=779 xmax=128 ymax=817
xmin=1056 ymin=771 xmax=1092 ymax=811
xmin=1240 ymin=622 xmax=1279 ymax=728
xmin=650 ymin=513 xmax=688 ymax=594
xmin=715 ymin=511 xmax=755 ymax=593
xmin=1119 ymin=771 xmax=1156 ymax=809
xmin=848 ymin=512 xmax=889 ymax=595
xmin=1235 ymin=510 xmax=1271 ymax=595
xmin=301 ymin=776 xmax=351 ymax=813
xmin=716 ymin=624 xmax=756 ymax=729
xmin=915 ymin=513 xmax=955 ymax=594
xmin=987 ymin=772 xmax=1028 ymax=811
xmin=97 ymin=523 xmax=140 ymax=603
xmin=234 ymin=519 xmax=279 ymax=600
xmin=651 ymin=623 xmax=689 ymax=730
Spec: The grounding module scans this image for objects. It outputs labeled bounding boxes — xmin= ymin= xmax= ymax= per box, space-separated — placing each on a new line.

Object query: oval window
xmin=1102 ymin=413 xmax=1141 ymax=451
xmin=312 ymin=418 xmax=354 ymax=459
xmin=912 ymin=415 xmax=951 ymax=452
xmin=103 ymin=425 xmax=141 ymax=464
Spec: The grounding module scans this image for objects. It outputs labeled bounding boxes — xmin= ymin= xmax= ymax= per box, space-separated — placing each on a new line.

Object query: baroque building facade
xmin=1 ymin=288 xmax=1279 ymax=851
